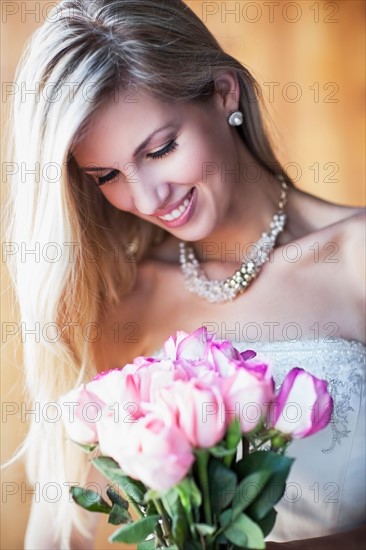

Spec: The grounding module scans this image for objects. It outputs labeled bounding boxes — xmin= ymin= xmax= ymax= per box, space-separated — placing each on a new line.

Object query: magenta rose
xmin=268 ymin=368 xmax=333 ymax=439
xmin=164 ymin=326 xmax=210 ymax=361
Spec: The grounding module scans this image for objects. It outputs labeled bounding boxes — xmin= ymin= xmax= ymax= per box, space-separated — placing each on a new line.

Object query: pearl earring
xmin=228 ymin=111 xmax=243 ymax=127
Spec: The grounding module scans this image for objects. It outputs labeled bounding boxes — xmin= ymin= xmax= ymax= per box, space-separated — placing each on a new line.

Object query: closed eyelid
xmin=146 ymin=137 xmax=178 ymax=156
xmin=94 ymin=138 xmax=178 ymax=186
xmin=83 ymin=134 xmax=179 ymax=175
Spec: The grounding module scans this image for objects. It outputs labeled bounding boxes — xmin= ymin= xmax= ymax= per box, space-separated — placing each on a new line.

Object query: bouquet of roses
xmin=59 ymin=327 xmax=333 ymax=549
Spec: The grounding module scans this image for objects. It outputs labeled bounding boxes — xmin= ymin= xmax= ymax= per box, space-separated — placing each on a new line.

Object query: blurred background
xmin=1 ymin=1 xmax=365 ymax=548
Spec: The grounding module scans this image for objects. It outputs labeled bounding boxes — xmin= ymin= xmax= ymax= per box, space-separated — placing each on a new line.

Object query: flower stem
xmin=196 ymin=450 xmax=212 ymax=526
xmin=154 ymin=523 xmax=168 ymax=548
xmin=153 ymin=498 xmax=172 ymax=545
xmin=242 ymin=436 xmax=249 ymax=456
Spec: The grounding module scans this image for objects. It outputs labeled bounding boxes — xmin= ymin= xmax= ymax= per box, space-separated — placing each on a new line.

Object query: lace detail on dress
xmin=324 ymin=366 xmax=364 ymax=453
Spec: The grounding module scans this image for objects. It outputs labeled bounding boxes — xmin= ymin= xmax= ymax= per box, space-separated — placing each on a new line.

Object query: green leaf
xmin=139 ymin=538 xmax=179 ymax=550
xmin=92 ymin=456 xmax=146 ymax=504
xmin=208 ymin=458 xmax=237 ymax=515
xmin=176 ymin=477 xmax=202 ymax=509
xmin=137 ymin=539 xmax=156 ymax=550
xmin=171 ymin=496 xmax=189 ymax=547
xmin=234 ymin=451 xmax=293 ymax=482
xmin=194 ymin=523 xmax=216 ymax=536
xmin=106 ymin=486 xmax=129 ymax=509
xmin=226 ymin=418 xmax=242 ymax=450
xmin=173 ymin=479 xmax=200 ymax=539
xmin=144 ymin=488 xmax=161 ymax=502
xmin=109 ymin=514 xmax=159 ymax=543
xmin=209 ymin=445 xmax=237 ymax=458
xmin=146 ymin=500 xmax=159 ymax=516
xmin=160 ymin=488 xmax=178 ymax=517
xmin=70 ymin=487 xmax=111 ymax=514
xmin=219 ymin=508 xmax=233 ymax=529
xmin=108 ymin=503 xmax=132 ymax=525
xmin=232 ymin=470 xmax=272 ymax=517
xmin=74 ymin=441 xmax=98 ymax=453
xmin=224 ymin=513 xmax=265 ymax=549
xmin=236 ymin=451 xmax=294 ymax=521
xmin=181 ymin=544 xmax=202 ymax=550
xmin=257 ymin=508 xmax=277 ymax=537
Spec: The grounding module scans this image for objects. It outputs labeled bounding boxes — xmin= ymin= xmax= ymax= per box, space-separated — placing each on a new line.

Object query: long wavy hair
xmin=4 ymin=0 xmax=293 ymax=546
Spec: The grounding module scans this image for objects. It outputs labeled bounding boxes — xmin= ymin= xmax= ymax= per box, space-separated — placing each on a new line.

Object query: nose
xmin=131 ymin=177 xmax=171 ymax=216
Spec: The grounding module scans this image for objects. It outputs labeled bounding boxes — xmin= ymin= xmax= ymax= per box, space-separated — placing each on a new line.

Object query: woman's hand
xmin=266 ymin=524 xmax=366 ymax=549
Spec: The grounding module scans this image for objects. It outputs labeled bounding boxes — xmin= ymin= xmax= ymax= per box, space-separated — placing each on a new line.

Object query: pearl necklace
xmin=179 ymin=174 xmax=288 ymax=303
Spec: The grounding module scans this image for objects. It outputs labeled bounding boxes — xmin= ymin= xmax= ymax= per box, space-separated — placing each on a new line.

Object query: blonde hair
xmin=4 ymin=0 xmax=293 ymax=546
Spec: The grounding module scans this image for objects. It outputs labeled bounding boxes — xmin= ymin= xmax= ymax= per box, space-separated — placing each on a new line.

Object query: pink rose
xmin=207 ymin=343 xmax=257 ymax=377
xmin=59 ymin=384 xmax=101 ymax=445
xmin=268 ymin=368 xmax=333 ymax=438
xmin=59 ymin=370 xmax=143 ymax=445
xmin=158 ymin=378 xmax=226 ymax=448
xmin=88 ymin=368 xmax=140 ymax=408
xmin=164 ymin=327 xmax=210 ymax=361
xmin=124 ymin=359 xmax=190 ymax=402
xmin=221 ymin=362 xmax=274 ymax=433
xmin=97 ymin=406 xmax=194 ymax=492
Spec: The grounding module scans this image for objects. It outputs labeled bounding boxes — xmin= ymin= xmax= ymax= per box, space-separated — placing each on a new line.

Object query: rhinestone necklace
xmin=179 ymin=174 xmax=288 ymax=303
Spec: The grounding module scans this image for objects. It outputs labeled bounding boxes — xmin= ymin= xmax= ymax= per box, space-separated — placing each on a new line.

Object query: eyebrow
xmin=80 ymin=122 xmax=177 ymax=171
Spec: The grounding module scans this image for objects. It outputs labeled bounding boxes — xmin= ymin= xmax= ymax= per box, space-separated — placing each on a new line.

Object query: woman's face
xmin=72 ymin=87 xmax=242 ymax=242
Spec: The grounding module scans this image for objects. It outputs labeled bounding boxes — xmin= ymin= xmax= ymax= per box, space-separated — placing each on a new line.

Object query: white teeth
xmin=158 ymin=190 xmax=192 ymax=221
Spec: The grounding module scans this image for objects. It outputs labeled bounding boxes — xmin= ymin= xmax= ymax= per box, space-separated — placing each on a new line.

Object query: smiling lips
xmin=156 ymin=188 xmax=196 ymax=227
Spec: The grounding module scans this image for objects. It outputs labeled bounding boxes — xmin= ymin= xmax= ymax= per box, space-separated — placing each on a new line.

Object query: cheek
xmin=100 ymin=185 xmax=135 ymax=211
xmin=170 ymin=142 xmax=218 ymax=185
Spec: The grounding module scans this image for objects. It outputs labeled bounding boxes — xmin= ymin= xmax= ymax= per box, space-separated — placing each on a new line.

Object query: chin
xmin=170 ymin=222 xmax=217 ymax=243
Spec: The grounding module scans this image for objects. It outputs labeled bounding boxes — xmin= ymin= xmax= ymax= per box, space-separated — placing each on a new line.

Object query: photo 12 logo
xmin=200 ymin=2 xmax=340 ymax=24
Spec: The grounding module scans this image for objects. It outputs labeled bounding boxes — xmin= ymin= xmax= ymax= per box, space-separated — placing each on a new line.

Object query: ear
xmin=212 ymin=70 xmax=240 ymax=114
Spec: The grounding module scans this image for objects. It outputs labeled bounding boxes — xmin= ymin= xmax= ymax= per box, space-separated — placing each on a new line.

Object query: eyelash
xmin=96 ymin=139 xmax=178 ymax=186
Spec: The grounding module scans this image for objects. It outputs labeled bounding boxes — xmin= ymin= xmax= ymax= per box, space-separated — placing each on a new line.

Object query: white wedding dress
xmin=154 ymin=337 xmax=366 ymax=542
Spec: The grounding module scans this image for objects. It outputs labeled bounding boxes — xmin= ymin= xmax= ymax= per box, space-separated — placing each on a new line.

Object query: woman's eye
xmin=96 ymin=169 xmax=120 ymax=186
xmin=147 ymin=139 xmax=178 ymax=160
xmin=94 ymin=139 xmax=178 ymax=186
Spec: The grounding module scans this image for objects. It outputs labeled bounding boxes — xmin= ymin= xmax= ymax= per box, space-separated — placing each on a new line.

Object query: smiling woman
xmin=2 ymin=0 xmax=365 ymax=549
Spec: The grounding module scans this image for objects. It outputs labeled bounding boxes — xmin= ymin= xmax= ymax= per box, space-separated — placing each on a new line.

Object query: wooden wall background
xmin=1 ymin=1 xmax=365 ymax=548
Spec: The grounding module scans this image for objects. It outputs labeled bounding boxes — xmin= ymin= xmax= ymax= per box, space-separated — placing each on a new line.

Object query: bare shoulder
xmin=336 ymin=207 xmax=365 ymax=292
xmin=293 ymin=187 xmax=365 ymax=290
xmin=287 ymin=185 xmax=364 ymax=233
xmin=312 ymin=198 xmax=365 ymax=260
